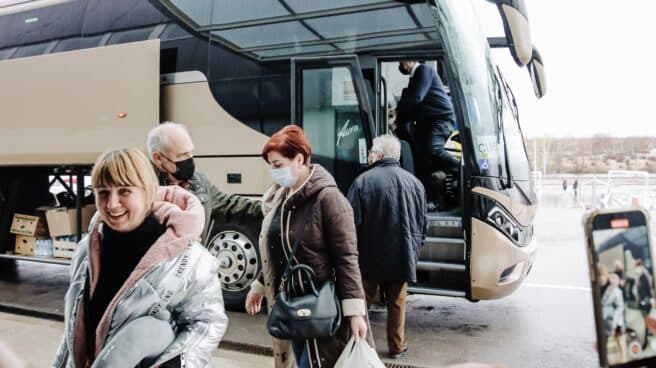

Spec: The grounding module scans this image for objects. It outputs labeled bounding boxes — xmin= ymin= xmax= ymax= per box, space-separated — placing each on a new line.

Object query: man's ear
xmin=152 ymin=152 xmax=163 ymax=166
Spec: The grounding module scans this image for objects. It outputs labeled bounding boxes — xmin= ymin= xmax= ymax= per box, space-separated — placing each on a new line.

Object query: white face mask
xmin=270 ymin=166 xmax=298 ymax=187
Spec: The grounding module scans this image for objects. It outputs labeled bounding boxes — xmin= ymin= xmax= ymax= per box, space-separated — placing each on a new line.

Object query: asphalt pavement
xmin=0 ymin=206 xmax=603 ymax=367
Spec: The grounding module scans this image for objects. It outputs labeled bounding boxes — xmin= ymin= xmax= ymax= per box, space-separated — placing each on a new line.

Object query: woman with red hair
xmin=246 ymin=125 xmax=373 ymax=368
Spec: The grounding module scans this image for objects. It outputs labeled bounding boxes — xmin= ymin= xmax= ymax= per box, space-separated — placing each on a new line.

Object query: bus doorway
xmin=291 ymin=56 xmax=375 ymax=193
xmin=378 ymin=57 xmax=461 ymax=212
xmin=377 ymin=57 xmax=467 ymax=297
xmin=292 ymin=53 xmax=469 ymax=297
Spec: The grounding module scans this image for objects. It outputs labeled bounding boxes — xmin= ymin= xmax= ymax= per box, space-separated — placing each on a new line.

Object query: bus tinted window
xmin=0 ymin=48 xmax=16 ymax=61
xmin=160 ymin=24 xmax=193 ymax=41
xmin=166 ymin=0 xmax=213 ymax=26
xmin=13 ymin=42 xmax=50 ymax=58
xmin=212 ymin=22 xmax=318 ymax=49
xmin=282 ymin=0 xmax=380 ymax=13
xmin=209 ymin=1 xmax=288 ymax=24
xmin=53 ymin=35 xmax=104 ymax=53
xmin=107 ymin=27 xmax=155 ymax=45
xmin=304 ymin=8 xmax=417 ymax=39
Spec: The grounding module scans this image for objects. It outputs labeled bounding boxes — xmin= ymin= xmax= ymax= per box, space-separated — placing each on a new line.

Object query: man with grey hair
xmin=347 ymin=134 xmax=427 ymax=359
xmin=147 ymin=122 xmax=262 ymax=247
xmin=367 ymin=134 xmax=402 ymax=163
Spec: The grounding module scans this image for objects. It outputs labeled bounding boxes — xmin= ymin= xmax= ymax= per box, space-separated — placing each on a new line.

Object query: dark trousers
xmin=363 ymin=280 xmax=408 ymax=353
xmin=412 ymin=120 xmax=459 ymax=200
xmin=291 ymin=340 xmax=311 ymax=368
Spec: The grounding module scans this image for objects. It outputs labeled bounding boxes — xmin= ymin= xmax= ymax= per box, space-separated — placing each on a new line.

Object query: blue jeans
xmin=291 ymin=339 xmax=311 ymax=368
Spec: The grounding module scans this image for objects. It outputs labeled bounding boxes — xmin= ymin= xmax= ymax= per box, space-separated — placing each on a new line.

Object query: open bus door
xmin=291 ymin=56 xmax=375 ymax=193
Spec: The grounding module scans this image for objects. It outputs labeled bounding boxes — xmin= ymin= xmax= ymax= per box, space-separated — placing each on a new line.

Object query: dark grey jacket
xmin=347 ymin=158 xmax=427 ymax=282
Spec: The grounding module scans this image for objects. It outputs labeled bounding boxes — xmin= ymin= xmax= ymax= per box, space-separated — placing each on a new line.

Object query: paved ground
xmin=0 ymin=206 xmax=610 ymax=367
xmin=0 ymin=312 xmax=274 ymax=367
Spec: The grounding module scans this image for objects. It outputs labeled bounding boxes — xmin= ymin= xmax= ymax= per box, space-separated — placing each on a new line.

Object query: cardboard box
xmin=14 ymin=235 xmax=48 ymax=256
xmin=82 ymin=204 xmax=96 ymax=231
xmin=45 ymin=207 xmax=76 ymax=237
xmin=45 ymin=205 xmax=96 ymax=237
xmin=10 ymin=213 xmax=48 ymax=236
xmin=53 ymin=236 xmax=77 ymax=259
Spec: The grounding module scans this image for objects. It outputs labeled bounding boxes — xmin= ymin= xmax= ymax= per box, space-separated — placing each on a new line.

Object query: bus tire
xmin=205 ymin=222 xmax=260 ymax=311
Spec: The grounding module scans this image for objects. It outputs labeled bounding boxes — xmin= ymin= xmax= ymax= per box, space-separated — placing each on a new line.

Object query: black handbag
xmin=267 ymin=264 xmax=342 ymax=340
xmin=266 ymin=200 xmax=342 ymax=340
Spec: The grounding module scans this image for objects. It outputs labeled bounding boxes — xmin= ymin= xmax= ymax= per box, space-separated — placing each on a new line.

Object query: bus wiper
xmin=504 ymin=75 xmax=520 ymax=123
xmin=494 ymin=67 xmax=513 ymax=189
xmin=500 ymin=108 xmax=513 ymax=189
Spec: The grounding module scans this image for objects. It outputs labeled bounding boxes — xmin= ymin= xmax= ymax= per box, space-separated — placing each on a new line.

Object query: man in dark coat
xmin=347 ymin=134 xmax=427 ymax=359
xmin=394 ymin=60 xmax=459 ymax=209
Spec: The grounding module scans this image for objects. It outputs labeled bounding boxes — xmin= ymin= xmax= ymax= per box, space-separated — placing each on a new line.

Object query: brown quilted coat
xmin=252 ymin=164 xmax=373 ymax=368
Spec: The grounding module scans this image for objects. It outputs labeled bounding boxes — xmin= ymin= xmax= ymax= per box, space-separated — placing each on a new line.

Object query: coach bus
xmin=0 ymin=0 xmax=546 ymax=308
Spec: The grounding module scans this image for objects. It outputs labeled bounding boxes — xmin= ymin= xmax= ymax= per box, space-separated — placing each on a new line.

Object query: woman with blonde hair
xmin=52 ymin=147 xmax=227 ymax=368
xmin=245 ymin=125 xmax=373 ymax=368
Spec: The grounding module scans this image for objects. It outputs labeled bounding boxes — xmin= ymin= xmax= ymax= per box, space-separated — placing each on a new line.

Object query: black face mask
xmin=162 ymin=155 xmax=195 ymax=182
xmin=398 ymin=63 xmax=410 ymax=75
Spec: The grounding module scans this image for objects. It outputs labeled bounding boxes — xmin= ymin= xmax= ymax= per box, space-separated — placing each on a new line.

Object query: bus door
xmin=291 ymin=56 xmax=375 ymax=192
xmin=377 ymin=58 xmax=450 ymax=134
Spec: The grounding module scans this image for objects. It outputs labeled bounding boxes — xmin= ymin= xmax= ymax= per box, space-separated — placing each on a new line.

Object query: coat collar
xmin=358 ymin=157 xmax=400 ymax=176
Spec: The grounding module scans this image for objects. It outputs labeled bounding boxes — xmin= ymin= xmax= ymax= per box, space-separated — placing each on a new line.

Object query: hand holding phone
xmin=584 ymin=208 xmax=656 ymax=368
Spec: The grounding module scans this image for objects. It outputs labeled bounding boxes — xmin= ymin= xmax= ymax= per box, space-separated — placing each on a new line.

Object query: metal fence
xmin=534 ymin=171 xmax=655 ymax=209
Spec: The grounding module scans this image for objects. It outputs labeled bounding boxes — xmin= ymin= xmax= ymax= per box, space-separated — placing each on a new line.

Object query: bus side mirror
xmin=488 ymin=0 xmax=532 ymax=66
xmin=527 ymin=46 xmax=546 ymax=98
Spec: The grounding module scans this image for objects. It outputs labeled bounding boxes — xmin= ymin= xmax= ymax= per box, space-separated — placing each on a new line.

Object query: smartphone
xmin=584 ymin=208 xmax=656 ymax=368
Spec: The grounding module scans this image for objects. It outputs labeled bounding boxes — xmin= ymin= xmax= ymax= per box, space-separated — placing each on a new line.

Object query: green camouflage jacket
xmin=162 ymin=171 xmax=262 ymax=243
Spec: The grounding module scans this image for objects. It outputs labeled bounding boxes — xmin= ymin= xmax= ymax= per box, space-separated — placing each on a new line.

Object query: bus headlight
xmin=487 ymin=206 xmax=529 ymax=246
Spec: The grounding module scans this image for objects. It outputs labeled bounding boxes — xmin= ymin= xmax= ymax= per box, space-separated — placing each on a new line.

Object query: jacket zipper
xmin=98 ymin=258 xmax=170 ymax=352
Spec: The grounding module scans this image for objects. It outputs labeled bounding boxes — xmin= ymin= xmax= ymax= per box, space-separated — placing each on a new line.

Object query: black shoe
xmin=388 ymin=347 xmax=408 ymax=359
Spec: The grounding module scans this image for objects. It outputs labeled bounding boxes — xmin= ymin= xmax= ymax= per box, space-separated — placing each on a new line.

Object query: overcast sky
xmin=474 ymin=1 xmax=656 ymax=138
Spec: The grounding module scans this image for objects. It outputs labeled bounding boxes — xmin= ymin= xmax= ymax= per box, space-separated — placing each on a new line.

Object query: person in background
xmin=147 ymin=122 xmax=262 ymax=243
xmin=347 ymin=134 xmax=427 ymax=359
xmin=52 ymin=148 xmax=227 ymax=367
xmin=561 ymin=178 xmax=568 ymax=207
xmin=245 ymin=125 xmax=373 ymax=368
xmin=602 ymin=273 xmax=627 ymax=363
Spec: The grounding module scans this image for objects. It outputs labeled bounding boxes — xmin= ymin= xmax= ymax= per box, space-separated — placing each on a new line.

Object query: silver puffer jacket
xmin=52 ymin=186 xmax=228 ymax=368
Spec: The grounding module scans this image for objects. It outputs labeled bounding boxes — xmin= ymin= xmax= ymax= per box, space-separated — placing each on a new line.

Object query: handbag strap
xmin=278 ymin=188 xmax=326 ymax=291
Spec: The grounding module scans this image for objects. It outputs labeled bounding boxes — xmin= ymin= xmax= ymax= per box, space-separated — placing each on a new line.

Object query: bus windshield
xmin=436 ymin=0 xmax=512 ymax=180
xmin=497 ymin=68 xmax=531 ymax=182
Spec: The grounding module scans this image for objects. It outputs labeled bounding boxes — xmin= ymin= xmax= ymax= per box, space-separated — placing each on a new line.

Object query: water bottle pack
xmin=34 ymin=238 xmax=53 ymax=257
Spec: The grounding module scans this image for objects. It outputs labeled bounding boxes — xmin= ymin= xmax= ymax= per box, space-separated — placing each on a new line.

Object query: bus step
xmin=407 ymin=286 xmax=466 ymax=298
xmin=417 ymin=261 xmax=465 ymax=272
xmin=426 ymin=212 xmax=462 ymax=238
xmin=419 ymin=237 xmax=465 ymax=262
xmin=414 ymin=268 xmax=467 ymax=295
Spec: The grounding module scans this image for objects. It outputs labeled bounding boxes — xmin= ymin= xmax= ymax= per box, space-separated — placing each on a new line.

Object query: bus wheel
xmin=206 ymin=222 xmax=260 ymax=310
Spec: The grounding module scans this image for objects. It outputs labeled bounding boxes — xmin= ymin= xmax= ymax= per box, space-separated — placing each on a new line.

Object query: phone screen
xmin=590 ymin=210 xmax=655 ymax=367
